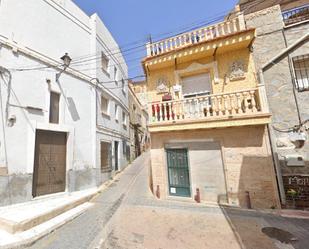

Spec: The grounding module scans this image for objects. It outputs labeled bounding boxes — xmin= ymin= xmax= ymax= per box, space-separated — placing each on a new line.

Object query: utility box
xmin=285 ymin=155 xmax=305 ymax=167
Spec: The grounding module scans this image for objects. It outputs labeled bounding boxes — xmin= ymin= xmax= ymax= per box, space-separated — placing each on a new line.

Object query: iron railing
xmin=282 ymin=5 xmax=309 ymax=26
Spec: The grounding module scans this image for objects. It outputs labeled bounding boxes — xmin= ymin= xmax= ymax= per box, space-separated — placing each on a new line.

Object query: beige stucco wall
xmin=150 ymin=125 xmax=280 ymax=209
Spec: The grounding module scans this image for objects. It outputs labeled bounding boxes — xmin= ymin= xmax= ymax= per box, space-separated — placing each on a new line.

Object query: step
xmin=0 ymin=202 xmax=94 ymax=249
xmin=0 ymin=188 xmax=97 ymax=234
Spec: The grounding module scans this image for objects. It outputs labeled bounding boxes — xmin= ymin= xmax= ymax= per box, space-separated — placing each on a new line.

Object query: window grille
xmin=293 ymin=54 xmax=309 ymax=92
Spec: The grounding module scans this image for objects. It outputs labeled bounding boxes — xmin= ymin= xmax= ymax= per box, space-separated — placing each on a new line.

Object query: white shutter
xmin=182 ymin=73 xmax=211 ymax=96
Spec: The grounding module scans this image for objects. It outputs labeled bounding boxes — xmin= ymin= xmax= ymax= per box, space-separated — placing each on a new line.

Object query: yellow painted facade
xmin=143 ymin=24 xmax=280 ymax=208
xmin=144 ymin=30 xmax=258 ymax=105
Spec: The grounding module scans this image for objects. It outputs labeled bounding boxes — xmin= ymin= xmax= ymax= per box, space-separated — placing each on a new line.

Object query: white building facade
xmin=0 ymin=0 xmax=129 ymax=206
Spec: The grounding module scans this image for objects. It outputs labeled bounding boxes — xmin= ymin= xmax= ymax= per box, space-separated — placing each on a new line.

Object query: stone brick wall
xmin=283 ymin=175 xmax=309 ymax=208
xmin=150 ymin=125 xmax=280 ymax=209
xmin=244 ymin=5 xmax=309 ymax=207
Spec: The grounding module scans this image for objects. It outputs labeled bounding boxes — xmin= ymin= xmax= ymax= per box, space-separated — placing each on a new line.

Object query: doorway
xmin=166 ymin=148 xmax=191 ymax=197
xmin=33 ymin=130 xmax=67 ymax=197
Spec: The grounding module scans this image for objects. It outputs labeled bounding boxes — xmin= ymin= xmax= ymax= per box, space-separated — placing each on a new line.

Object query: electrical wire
xmin=11 ymin=8 xmax=234 ymax=71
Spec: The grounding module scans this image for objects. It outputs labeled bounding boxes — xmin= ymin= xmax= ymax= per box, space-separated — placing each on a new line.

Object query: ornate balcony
xmin=146 ymin=14 xmax=246 ymax=58
xmin=282 ymin=5 xmax=309 ymax=26
xmin=147 ymin=86 xmax=271 ymax=132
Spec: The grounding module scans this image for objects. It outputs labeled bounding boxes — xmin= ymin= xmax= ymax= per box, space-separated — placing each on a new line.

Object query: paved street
xmin=22 ymin=152 xmax=309 ymax=249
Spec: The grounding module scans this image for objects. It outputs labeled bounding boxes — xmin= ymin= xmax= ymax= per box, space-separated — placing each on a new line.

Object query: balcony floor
xmin=148 ymin=112 xmax=271 ymax=133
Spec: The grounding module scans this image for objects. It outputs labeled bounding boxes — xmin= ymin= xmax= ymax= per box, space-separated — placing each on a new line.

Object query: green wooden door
xmin=166 ymin=148 xmax=191 ymax=197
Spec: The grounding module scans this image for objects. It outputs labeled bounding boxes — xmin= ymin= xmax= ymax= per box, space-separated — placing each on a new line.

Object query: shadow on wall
xmin=237 ymin=156 xmax=278 ymax=209
xmin=67 ymin=97 xmax=80 ymax=121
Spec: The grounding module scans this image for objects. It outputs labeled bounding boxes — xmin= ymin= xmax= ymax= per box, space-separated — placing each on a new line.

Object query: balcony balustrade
xmin=146 ymin=15 xmax=246 ymax=57
xmin=282 ymin=5 xmax=309 ymax=26
xmin=148 ymin=88 xmax=268 ymax=125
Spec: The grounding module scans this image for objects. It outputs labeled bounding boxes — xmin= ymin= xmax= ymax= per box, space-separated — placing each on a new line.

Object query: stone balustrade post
xmin=257 ymin=84 xmax=270 ymax=113
xmin=237 ymin=13 xmax=246 ymax=31
xmin=146 ymin=42 xmax=152 ymax=57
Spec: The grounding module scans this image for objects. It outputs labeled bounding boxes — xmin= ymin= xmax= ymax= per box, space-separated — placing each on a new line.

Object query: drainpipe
xmin=258 ymin=33 xmax=309 ymax=206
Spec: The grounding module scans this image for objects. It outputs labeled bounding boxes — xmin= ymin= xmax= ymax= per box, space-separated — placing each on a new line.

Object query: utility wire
xmin=12 ymin=8 xmax=233 ymax=70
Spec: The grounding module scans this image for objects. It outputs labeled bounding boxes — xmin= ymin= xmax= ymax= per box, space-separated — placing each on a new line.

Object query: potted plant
xmin=287 ymin=189 xmax=298 ymax=209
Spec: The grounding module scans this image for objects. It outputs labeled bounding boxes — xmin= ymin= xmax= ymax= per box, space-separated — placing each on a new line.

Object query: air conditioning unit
xmin=285 ymin=154 xmax=305 ymax=167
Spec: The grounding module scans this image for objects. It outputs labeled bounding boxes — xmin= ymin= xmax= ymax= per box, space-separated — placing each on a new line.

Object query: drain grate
xmin=262 ymin=227 xmax=298 ymax=244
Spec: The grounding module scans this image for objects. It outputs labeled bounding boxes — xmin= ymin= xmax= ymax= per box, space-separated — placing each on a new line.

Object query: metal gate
xmin=33 ymin=130 xmax=67 ymax=197
xmin=166 ymin=148 xmax=191 ymax=197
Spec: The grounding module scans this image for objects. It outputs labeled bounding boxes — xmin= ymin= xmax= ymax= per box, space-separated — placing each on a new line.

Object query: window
xmin=100 ymin=141 xmax=112 ymax=173
xmin=182 ymin=73 xmax=212 ymax=98
xmin=49 ymin=92 xmax=60 ymax=124
xmin=122 ymin=139 xmax=127 ymax=156
xmin=115 ymin=104 xmax=119 ymax=122
xmin=121 ymin=79 xmax=126 ymax=95
xmin=126 ymin=145 xmax=130 ymax=161
xmin=293 ymin=55 xmax=309 ymax=91
xmin=122 ymin=111 xmax=127 ymax=129
xmin=101 ymin=52 xmax=109 ymax=73
xmin=114 ymin=66 xmax=118 ymax=82
xmin=101 ymin=96 xmax=110 ymax=115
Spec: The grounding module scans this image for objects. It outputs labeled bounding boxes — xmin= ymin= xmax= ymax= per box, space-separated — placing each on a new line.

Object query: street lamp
xmin=60 ymin=53 xmax=72 ymax=68
xmin=56 ymin=53 xmax=72 ymax=81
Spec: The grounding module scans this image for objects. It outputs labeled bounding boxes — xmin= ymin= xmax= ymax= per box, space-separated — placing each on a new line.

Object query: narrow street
xmin=22 ymin=152 xmax=309 ymax=249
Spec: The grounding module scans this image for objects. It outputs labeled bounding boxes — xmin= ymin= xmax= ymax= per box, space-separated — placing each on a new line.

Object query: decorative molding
xmin=174 ymin=61 xmax=219 ymax=85
xmin=229 ymin=60 xmax=246 ymax=81
xmin=156 ymin=76 xmax=169 ymax=94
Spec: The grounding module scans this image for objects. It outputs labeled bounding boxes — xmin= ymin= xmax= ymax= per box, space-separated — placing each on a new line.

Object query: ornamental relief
xmin=156 ymin=76 xmax=169 ymax=94
xmin=229 ymin=60 xmax=246 ymax=81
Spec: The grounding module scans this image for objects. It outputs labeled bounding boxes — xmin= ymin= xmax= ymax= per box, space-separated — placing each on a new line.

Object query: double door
xmin=33 ymin=130 xmax=67 ymax=197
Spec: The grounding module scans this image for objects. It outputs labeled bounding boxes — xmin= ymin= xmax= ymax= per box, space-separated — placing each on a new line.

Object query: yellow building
xmin=143 ymin=14 xmax=280 ymax=208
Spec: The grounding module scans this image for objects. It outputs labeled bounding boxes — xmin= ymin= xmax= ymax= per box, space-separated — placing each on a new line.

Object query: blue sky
xmin=74 ymin=0 xmax=238 ymax=78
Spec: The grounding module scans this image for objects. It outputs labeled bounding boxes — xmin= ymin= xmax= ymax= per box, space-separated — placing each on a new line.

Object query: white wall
xmin=0 ymin=0 xmax=129 ymax=185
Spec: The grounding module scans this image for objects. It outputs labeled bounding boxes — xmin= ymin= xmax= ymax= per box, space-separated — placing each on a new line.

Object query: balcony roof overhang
xmin=143 ymin=29 xmax=256 ymax=72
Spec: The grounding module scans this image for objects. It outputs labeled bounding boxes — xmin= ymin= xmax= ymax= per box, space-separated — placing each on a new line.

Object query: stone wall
xmin=244 ymin=4 xmax=309 ymax=207
xmin=150 ymin=125 xmax=280 ymax=209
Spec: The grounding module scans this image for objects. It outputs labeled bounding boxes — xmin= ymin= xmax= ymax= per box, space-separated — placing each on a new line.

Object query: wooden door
xmin=33 ymin=130 xmax=67 ymax=197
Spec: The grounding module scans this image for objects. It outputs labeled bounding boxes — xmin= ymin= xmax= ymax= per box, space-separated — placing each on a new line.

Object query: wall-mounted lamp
xmin=56 ymin=53 xmax=72 ymax=81
xmin=61 ymin=53 xmax=72 ymax=68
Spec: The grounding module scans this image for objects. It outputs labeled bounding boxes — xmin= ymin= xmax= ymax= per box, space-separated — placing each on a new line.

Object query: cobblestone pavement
xmin=22 ymin=152 xmax=309 ymax=249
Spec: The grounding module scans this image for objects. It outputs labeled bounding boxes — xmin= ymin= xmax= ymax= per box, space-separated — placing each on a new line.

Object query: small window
xmin=114 ymin=67 xmax=118 ymax=82
xmin=49 ymin=92 xmax=60 ymax=124
xmin=293 ymin=54 xmax=309 ymax=91
xmin=121 ymin=79 xmax=126 ymax=95
xmin=115 ymin=104 xmax=119 ymax=121
xmin=122 ymin=111 xmax=127 ymax=129
xmin=122 ymin=139 xmax=127 ymax=156
xmin=126 ymin=144 xmax=130 ymax=161
xmin=101 ymin=52 xmax=109 ymax=73
xmin=101 ymin=96 xmax=110 ymax=115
